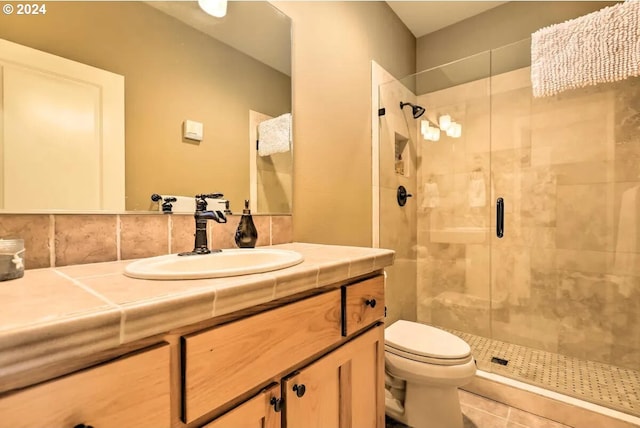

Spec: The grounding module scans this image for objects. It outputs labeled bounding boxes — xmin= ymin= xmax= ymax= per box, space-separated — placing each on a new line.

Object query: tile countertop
xmin=0 ymin=243 xmax=394 ymax=388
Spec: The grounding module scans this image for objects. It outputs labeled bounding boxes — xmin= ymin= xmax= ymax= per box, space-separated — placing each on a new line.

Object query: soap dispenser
xmin=235 ymin=200 xmax=258 ymax=248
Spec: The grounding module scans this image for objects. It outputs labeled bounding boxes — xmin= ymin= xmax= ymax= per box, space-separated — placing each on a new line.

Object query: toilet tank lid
xmin=385 ymin=320 xmax=471 ymax=360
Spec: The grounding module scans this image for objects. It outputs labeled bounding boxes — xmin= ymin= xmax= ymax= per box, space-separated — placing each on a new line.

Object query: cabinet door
xmin=203 ymin=384 xmax=281 ymax=428
xmin=283 ymin=353 xmax=340 ymax=428
xmin=0 ymin=345 xmax=170 ymax=428
xmin=340 ymin=325 xmax=385 ymax=428
xmin=284 ymin=325 xmax=384 ymax=428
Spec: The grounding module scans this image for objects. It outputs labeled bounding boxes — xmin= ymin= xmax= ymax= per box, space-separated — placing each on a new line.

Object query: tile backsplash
xmin=0 ymin=213 xmax=293 ymax=269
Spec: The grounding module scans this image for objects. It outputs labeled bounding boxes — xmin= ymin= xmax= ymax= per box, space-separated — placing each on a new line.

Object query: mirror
xmin=0 ymin=1 xmax=292 ymax=214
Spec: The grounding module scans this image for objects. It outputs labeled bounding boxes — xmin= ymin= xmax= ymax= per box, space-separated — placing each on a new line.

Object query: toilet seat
xmin=385 ymin=320 xmax=472 ymax=366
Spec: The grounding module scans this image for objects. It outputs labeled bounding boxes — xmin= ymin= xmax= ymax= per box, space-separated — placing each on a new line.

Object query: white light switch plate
xmin=183 ymin=120 xmax=204 ymax=141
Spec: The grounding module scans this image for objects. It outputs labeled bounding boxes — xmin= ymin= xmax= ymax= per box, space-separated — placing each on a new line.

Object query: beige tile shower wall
xmin=0 ymin=214 xmax=293 ymax=269
xmin=415 ymin=66 xmax=640 ymax=371
xmin=377 ymin=77 xmax=419 ymax=324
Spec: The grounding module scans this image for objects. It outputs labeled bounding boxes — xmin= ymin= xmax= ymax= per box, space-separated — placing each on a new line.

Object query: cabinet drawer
xmin=0 ymin=344 xmax=170 ymax=428
xmin=183 ymin=289 xmax=342 ymax=423
xmin=342 ymin=275 xmax=385 ymax=336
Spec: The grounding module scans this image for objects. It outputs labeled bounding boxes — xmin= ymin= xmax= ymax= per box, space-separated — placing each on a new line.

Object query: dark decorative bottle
xmin=235 ymin=200 xmax=258 ymax=248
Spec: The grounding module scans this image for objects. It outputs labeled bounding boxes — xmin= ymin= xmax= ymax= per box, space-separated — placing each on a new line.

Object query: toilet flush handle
xmin=365 ymin=298 xmax=377 ymax=308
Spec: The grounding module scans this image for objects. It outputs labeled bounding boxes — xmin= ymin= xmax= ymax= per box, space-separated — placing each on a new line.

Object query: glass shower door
xmin=413 ymin=53 xmax=493 ymax=353
xmin=377 ymin=52 xmax=494 ymax=369
xmin=488 ymin=39 xmax=640 ymax=415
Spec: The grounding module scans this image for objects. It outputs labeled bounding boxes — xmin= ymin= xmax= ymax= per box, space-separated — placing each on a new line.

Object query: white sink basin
xmin=124 ymin=248 xmax=304 ymax=280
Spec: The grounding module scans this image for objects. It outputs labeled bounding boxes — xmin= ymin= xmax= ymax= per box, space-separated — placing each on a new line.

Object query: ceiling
xmin=146 ymin=1 xmax=292 ymax=75
xmin=149 ymin=1 xmax=508 ymax=77
xmin=386 ymin=1 xmax=507 ymax=38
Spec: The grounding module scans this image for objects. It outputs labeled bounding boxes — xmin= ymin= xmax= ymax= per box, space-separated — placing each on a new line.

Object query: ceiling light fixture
xmin=198 ymin=0 xmax=227 ymax=18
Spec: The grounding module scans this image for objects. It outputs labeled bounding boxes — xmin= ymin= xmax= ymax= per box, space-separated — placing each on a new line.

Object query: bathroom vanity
xmin=0 ymin=243 xmax=393 ymax=428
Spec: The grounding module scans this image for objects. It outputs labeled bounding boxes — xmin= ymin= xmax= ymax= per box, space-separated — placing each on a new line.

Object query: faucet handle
xmin=196 ymin=193 xmax=224 ymax=200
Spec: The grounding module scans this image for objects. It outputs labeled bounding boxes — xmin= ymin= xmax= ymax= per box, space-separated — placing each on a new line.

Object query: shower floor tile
xmin=444 ymin=327 xmax=640 ymax=418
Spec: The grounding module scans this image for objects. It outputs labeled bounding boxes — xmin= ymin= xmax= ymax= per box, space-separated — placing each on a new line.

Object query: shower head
xmin=400 ymin=101 xmax=426 ymax=119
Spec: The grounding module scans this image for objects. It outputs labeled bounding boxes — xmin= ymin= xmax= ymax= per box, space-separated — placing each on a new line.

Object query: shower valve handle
xmin=397 ymin=186 xmax=412 ymax=207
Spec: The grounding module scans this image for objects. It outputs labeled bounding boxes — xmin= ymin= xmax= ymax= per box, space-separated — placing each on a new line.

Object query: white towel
xmin=423 ymin=181 xmax=440 ymax=208
xmin=468 ymin=172 xmax=486 ymax=208
xmin=154 ymin=195 xmax=226 ymax=214
xmin=258 ymin=113 xmax=291 ymax=157
xmin=531 ymin=0 xmax=640 ymax=98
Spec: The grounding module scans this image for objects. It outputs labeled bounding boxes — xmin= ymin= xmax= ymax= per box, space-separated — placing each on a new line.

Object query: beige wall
xmin=0 ymin=2 xmax=291 ymax=212
xmin=417 ymin=1 xmax=618 ymax=73
xmin=274 ymin=1 xmax=415 ymax=246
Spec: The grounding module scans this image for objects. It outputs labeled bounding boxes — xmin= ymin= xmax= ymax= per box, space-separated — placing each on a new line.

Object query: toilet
xmin=384 ymin=320 xmax=476 ymax=428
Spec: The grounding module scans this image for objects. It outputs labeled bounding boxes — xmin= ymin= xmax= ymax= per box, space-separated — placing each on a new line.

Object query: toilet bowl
xmin=384 ymin=320 xmax=476 ymax=428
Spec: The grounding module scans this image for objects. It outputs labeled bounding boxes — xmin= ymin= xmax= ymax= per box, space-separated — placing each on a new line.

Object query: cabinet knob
xmin=365 ymin=298 xmax=377 ymax=308
xmin=270 ymin=396 xmax=283 ymax=412
xmin=73 ymin=425 xmax=94 ymax=428
xmin=292 ymin=383 xmax=306 ymax=397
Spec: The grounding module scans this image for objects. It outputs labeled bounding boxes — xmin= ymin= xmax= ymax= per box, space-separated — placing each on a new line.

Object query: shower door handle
xmin=496 ymin=197 xmax=504 ymax=238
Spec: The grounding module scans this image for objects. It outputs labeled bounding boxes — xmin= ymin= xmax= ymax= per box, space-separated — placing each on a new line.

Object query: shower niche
xmin=394 ymin=132 xmax=409 ymax=177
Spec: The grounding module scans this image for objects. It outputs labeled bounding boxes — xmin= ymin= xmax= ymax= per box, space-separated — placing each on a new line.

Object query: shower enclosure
xmin=377 ymin=39 xmax=640 ymax=418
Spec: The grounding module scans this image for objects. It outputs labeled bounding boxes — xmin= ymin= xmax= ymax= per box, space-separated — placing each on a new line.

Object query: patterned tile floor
xmin=444 ymin=328 xmax=640 ymax=418
xmin=385 ymin=390 xmax=572 ymax=428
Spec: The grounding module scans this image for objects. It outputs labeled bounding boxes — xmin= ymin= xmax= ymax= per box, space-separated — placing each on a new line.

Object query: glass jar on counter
xmin=0 ymin=239 xmax=25 ymax=281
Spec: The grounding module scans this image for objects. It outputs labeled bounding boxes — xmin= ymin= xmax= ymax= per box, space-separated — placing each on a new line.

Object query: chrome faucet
xmin=179 ymin=193 xmax=227 ymax=256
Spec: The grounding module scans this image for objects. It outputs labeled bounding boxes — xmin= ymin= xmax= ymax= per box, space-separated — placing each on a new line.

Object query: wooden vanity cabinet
xmin=0 ymin=344 xmax=171 ymax=428
xmin=0 ymin=273 xmax=385 ymax=428
xmin=197 ymin=274 xmax=386 ymax=428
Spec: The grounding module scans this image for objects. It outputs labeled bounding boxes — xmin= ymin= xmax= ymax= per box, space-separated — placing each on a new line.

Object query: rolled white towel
xmin=258 ymin=113 xmax=291 ymax=156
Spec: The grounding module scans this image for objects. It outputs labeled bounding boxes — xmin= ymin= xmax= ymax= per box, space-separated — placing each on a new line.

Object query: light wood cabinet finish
xmin=284 ymin=325 xmax=385 ymax=428
xmin=203 ymin=384 xmax=281 ymax=428
xmin=0 ymin=345 xmax=170 ymax=428
xmin=183 ymin=289 xmax=342 ymax=423
xmin=0 ymin=271 xmax=387 ymax=428
xmin=342 ymin=275 xmax=385 ymax=336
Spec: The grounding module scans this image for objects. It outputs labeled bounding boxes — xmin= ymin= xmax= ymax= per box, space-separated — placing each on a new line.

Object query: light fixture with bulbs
xmin=437 ymin=114 xmax=462 ymax=138
xmin=446 ymin=122 xmax=462 ymax=138
xmin=198 ymin=0 xmax=227 ymax=18
xmin=421 ymin=120 xmax=441 ymax=142
xmin=438 ymin=115 xmax=452 ymax=132
xmin=420 ymin=113 xmax=462 ymax=141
